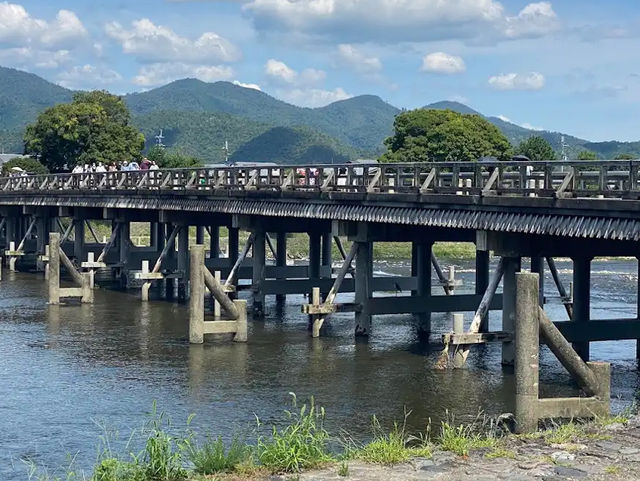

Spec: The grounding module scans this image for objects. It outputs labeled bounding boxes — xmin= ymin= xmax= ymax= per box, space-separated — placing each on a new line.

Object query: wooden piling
xmin=48 ymin=233 xmax=60 ymax=305
xmin=514 ymin=272 xmax=540 ymax=433
xmin=189 ymin=245 xmax=205 ymax=344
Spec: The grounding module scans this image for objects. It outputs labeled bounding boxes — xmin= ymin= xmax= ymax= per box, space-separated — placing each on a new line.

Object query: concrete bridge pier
xmin=321 ymin=232 xmax=332 ymax=297
xmin=415 ymin=241 xmax=433 ymax=337
xmin=73 ymin=218 xmax=85 ymax=262
xmin=475 ymin=248 xmax=490 ymax=331
xmin=275 ymin=232 xmax=287 ymax=304
xmin=502 ymin=256 xmax=522 ymax=366
xmin=117 ymin=220 xmax=131 ymax=289
xmin=572 ymin=256 xmax=592 ymax=362
xmin=209 ymin=225 xmax=220 ymax=260
xmin=252 ymin=228 xmax=266 ymax=317
xmin=354 ymin=240 xmax=373 ymax=336
xmin=177 ymin=224 xmax=189 ymax=302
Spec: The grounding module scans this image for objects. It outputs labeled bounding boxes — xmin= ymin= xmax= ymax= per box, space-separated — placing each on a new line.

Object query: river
xmin=1 ymin=258 xmax=639 ymax=479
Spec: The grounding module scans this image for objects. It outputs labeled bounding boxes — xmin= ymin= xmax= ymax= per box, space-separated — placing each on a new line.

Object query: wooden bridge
xmin=2 ymin=159 xmax=639 ymax=429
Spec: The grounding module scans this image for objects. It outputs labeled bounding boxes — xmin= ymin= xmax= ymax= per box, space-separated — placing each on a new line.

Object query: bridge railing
xmin=1 ymin=160 xmax=639 ymax=199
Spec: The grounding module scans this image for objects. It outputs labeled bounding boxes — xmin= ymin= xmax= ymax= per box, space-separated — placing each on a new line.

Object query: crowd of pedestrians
xmin=70 ymin=158 xmax=159 ymax=174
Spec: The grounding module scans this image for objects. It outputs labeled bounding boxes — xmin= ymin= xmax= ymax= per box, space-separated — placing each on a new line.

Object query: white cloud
xmin=105 ymin=18 xmax=241 ymax=64
xmin=233 ymin=80 xmax=262 ymax=91
xmin=497 ymin=114 xmax=511 ymax=122
xmin=280 ymin=87 xmax=352 ymax=108
xmin=504 ymin=2 xmax=559 ymax=39
xmin=488 ymin=72 xmax=545 ymax=90
xmin=337 ymin=44 xmax=382 ymax=74
xmin=242 ymin=0 xmax=559 ymax=43
xmin=57 ymin=64 xmax=122 ymax=89
xmin=0 ymin=3 xmax=87 ymax=48
xmin=521 ymin=122 xmax=543 ymax=130
xmin=132 ymin=62 xmax=234 ymax=87
xmin=0 ymin=47 xmax=71 ymax=69
xmin=264 ymin=59 xmax=325 ymax=86
xmin=420 ymin=52 xmax=465 ymax=74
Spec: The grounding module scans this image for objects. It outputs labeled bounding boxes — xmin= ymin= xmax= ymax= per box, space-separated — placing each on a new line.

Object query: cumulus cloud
xmin=280 ymin=87 xmax=352 ymax=108
xmin=420 ymin=52 xmax=465 ymax=74
xmin=488 ymin=72 xmax=545 ymax=90
xmin=337 ymin=44 xmax=382 ymax=74
xmin=233 ymin=80 xmax=262 ymax=91
xmin=264 ymin=59 xmax=326 ymax=85
xmin=132 ymin=62 xmax=234 ymax=87
xmin=241 ymin=0 xmax=559 ymax=43
xmin=0 ymin=2 xmax=87 ymax=48
xmin=57 ymin=64 xmax=122 ymax=89
xmin=504 ymin=2 xmax=559 ymax=39
xmin=105 ymin=18 xmax=241 ymax=64
xmin=0 ymin=47 xmax=71 ymax=69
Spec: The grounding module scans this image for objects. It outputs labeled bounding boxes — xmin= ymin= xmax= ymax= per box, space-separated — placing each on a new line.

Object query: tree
xmin=577 ymin=150 xmax=597 ymax=160
xmin=515 ymin=136 xmax=556 ymax=161
xmin=1 ymin=156 xmax=49 ymax=175
xmin=615 ymin=153 xmax=636 ymax=160
xmin=146 ymin=146 xmax=203 ymax=168
xmin=24 ymin=91 xmax=144 ymax=172
xmin=380 ymin=109 xmax=512 ymax=163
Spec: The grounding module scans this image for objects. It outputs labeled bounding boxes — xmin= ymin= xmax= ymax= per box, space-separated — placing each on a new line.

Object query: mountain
xmin=126 ymin=79 xmax=398 ymax=154
xmin=1 ymin=66 xmax=638 ymax=161
xmin=132 ymin=110 xmax=358 ymax=164
xmin=229 ymin=126 xmax=357 ymax=165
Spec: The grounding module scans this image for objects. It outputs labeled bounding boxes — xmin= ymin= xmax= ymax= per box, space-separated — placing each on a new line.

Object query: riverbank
xmin=198 ymin=415 xmax=640 ymax=481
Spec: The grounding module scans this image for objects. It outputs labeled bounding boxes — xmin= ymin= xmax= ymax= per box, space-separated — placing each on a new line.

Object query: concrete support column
xmin=573 ymin=256 xmax=592 ymax=362
xmin=416 ymin=241 xmax=432 ymax=336
xmin=321 ymin=232 xmax=333 ymax=297
xmin=228 ymin=227 xmax=239 ymax=264
xmin=189 ymin=245 xmax=205 ymax=344
xmin=514 ymin=272 xmax=540 ymax=433
xmin=196 ymin=225 xmax=205 ymax=245
xmin=36 ymin=217 xmax=50 ymax=272
xmin=118 ymin=221 xmax=130 ymax=289
xmin=476 ymin=249 xmax=490 ymax=332
xmin=48 ymin=232 xmax=60 ymax=305
xmin=150 ymin=222 xmax=160 ymax=251
xmin=177 ymin=225 xmax=189 ymax=302
xmin=309 ymin=232 xmax=321 ymax=279
xmin=531 ymin=256 xmax=545 ymax=307
xmin=354 ymin=241 xmax=373 ymax=337
xmin=73 ymin=218 xmax=85 ymax=261
xmin=276 ymin=232 xmax=287 ymax=303
xmin=252 ymin=229 xmax=266 ymax=317
xmin=502 ymin=256 xmax=521 ymax=366
xmin=411 ymin=242 xmax=419 ymax=296
xmin=209 ymin=226 xmax=220 ymax=259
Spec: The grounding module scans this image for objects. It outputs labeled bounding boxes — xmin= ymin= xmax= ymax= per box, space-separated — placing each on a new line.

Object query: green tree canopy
xmin=380 ymin=109 xmax=513 ymax=163
xmin=1 ymin=156 xmax=49 ymax=175
xmin=146 ymin=146 xmax=203 ymax=168
xmin=515 ymin=136 xmax=556 ymax=161
xmin=577 ymin=150 xmax=598 ymax=160
xmin=24 ymin=90 xmax=144 ymax=172
xmin=614 ymin=153 xmax=636 ymax=160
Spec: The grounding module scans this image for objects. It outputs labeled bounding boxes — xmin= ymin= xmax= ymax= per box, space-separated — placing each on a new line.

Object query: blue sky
xmin=0 ymin=0 xmax=639 ymax=141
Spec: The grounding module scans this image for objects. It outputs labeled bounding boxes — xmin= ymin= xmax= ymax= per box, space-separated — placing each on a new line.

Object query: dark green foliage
xmin=615 ymin=153 xmax=636 ymax=160
xmin=133 ymin=110 xmax=271 ymax=163
xmin=577 ymin=150 xmax=598 ymax=160
xmin=146 ymin=146 xmax=202 ymax=168
xmin=24 ymin=91 xmax=144 ymax=172
xmin=515 ymin=136 xmax=557 ymax=161
xmin=1 ymin=156 xmax=48 ymax=175
xmin=381 ymin=109 xmax=512 ymax=162
xmin=229 ymin=126 xmax=356 ymax=164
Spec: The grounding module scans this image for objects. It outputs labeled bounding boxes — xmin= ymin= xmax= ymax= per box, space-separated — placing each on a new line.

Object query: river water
xmin=1 ymin=258 xmax=639 ymax=479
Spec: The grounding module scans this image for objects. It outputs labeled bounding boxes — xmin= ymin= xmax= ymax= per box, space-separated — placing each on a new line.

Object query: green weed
xmin=184 ymin=435 xmax=252 ymax=474
xmin=257 ymin=393 xmax=334 ymax=473
xmin=337 ymin=461 xmax=349 ymax=477
xmin=437 ymin=412 xmax=499 ymax=457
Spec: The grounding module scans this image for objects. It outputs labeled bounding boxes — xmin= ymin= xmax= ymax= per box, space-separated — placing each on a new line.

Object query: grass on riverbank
xmin=27 ymin=396 xmax=639 ymax=481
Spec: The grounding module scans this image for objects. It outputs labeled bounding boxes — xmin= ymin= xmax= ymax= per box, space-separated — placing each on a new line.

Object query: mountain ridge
xmin=1 ymin=66 xmax=638 ymax=161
